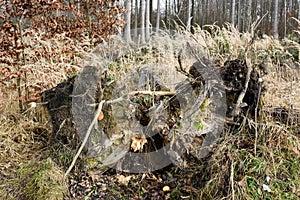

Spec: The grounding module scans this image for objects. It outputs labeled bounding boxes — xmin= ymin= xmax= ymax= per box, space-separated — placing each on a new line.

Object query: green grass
xmin=15 ymin=158 xmax=67 ymax=200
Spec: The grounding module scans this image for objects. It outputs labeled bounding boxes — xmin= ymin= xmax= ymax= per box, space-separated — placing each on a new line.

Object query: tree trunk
xmin=145 ymin=0 xmax=150 ymax=41
xmin=256 ymin=0 xmax=261 ymax=18
xmin=237 ymin=0 xmax=242 ymax=31
xmin=140 ymin=0 xmax=145 ymax=43
xmin=134 ymin=0 xmax=138 ymax=38
xmin=223 ymin=0 xmax=227 ymax=24
xmin=165 ymin=0 xmax=168 ymax=26
xmin=283 ymin=0 xmax=287 ymax=38
xmin=191 ymin=0 xmax=196 ymax=30
xmin=149 ymin=0 xmax=153 ymax=24
xmin=186 ymin=0 xmax=192 ymax=31
xmin=156 ymin=0 xmax=160 ymax=32
xmin=246 ymin=0 xmax=252 ymax=31
xmin=298 ymin=0 xmax=300 ymax=20
xmin=124 ymin=0 xmax=132 ymax=43
xmin=231 ymin=0 xmax=236 ymax=28
xmin=274 ymin=0 xmax=279 ymax=38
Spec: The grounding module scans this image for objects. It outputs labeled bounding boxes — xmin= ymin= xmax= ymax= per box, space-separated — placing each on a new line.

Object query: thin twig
xmin=254 ymin=82 xmax=262 ymax=156
xmin=231 ymin=161 xmax=235 ymax=200
xmin=128 ymin=90 xmax=176 ymax=96
xmin=64 ymin=100 xmax=105 ymax=178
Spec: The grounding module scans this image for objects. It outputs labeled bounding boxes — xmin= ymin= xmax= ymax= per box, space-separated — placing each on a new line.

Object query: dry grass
xmin=0 ymin=24 xmax=299 ymax=199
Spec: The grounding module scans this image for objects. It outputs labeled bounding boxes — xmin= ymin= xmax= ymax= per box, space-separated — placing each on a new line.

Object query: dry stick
xmin=254 ymin=82 xmax=262 ymax=156
xmin=230 ymin=58 xmax=252 ymax=117
xmin=129 ymin=90 xmax=176 ymax=96
xmin=64 ymin=100 xmax=106 ymax=178
xmin=231 ymin=161 xmax=235 ymax=200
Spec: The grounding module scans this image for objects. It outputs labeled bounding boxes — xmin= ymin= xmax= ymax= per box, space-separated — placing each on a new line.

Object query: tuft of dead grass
xmin=0 ymin=105 xmax=68 ymax=199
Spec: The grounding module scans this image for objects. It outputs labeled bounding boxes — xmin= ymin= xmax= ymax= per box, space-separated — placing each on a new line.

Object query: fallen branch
xmin=128 ymin=90 xmax=176 ymax=96
xmin=64 ymin=100 xmax=106 ymax=178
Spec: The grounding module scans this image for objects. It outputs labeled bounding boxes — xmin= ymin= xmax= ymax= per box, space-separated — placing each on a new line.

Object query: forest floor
xmin=0 ymin=27 xmax=299 ymax=199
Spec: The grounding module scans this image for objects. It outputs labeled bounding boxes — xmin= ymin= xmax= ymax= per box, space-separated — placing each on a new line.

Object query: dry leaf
xmin=163 ymin=185 xmax=170 ymax=192
xmin=131 ymin=135 xmax=147 ymax=152
xmin=98 ymin=111 xmax=104 ymax=121
xmin=117 ymin=174 xmax=131 ymax=186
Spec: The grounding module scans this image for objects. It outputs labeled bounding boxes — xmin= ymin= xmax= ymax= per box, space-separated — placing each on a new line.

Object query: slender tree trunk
xmin=237 ymin=0 xmax=241 ymax=31
xmin=202 ymin=0 xmax=205 ymax=24
xmin=140 ymin=0 xmax=145 ymax=43
xmin=246 ymin=0 xmax=252 ymax=31
xmin=186 ymin=0 xmax=192 ymax=31
xmin=149 ymin=0 xmax=153 ymax=24
xmin=257 ymin=0 xmax=261 ymax=18
xmin=223 ymin=0 xmax=227 ymax=24
xmin=191 ymin=0 xmax=196 ymax=29
xmin=124 ymin=0 xmax=132 ymax=43
xmin=298 ymin=0 xmax=300 ymax=20
xmin=206 ymin=0 xmax=210 ymax=25
xmin=231 ymin=0 xmax=236 ymax=28
xmin=274 ymin=0 xmax=279 ymax=38
xmin=134 ymin=0 xmax=138 ymax=37
xmin=283 ymin=0 xmax=287 ymax=38
xmin=145 ymin=0 xmax=150 ymax=41
xmin=268 ymin=0 xmax=272 ymax=24
xmin=156 ymin=0 xmax=160 ymax=32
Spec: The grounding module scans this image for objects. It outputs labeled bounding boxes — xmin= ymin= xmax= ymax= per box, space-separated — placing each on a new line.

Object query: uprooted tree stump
xmin=41 ymin=57 xmax=268 ymax=173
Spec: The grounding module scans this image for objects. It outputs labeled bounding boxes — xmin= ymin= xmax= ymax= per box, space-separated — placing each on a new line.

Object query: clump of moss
xmin=15 ymin=158 xmax=67 ymax=200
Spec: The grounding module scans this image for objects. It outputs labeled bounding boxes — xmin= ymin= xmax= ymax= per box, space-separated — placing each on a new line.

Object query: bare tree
xmin=156 ymin=0 xmax=160 ymax=32
xmin=124 ymin=0 xmax=132 ymax=43
xmin=274 ymin=0 xmax=279 ymax=38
